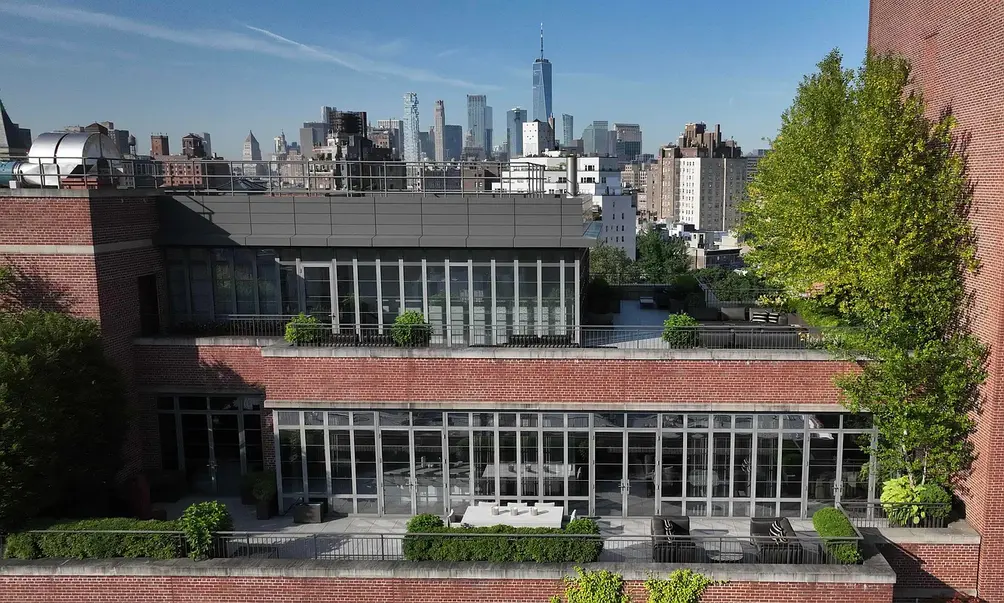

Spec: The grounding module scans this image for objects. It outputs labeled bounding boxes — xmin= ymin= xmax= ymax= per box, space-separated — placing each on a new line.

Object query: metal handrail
xmin=839 ymin=500 xmax=952 ymax=529
xmin=0 ymin=156 xmax=549 ymax=197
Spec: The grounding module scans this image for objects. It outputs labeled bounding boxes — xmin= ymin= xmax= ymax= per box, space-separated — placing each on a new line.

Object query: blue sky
xmin=0 ymin=0 xmax=868 ymax=159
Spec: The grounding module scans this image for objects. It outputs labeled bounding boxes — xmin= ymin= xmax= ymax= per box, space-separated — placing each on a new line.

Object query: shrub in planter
xmin=284 ymin=312 xmax=319 ymax=345
xmin=402 ymin=514 xmax=602 ymax=563
xmin=179 ymin=501 xmax=233 ymax=560
xmin=880 ymin=476 xmax=952 ymax=526
xmin=3 ymin=518 xmax=182 ymax=560
xmin=812 ymin=507 xmax=862 ymax=564
xmin=661 ymin=313 xmax=700 ymax=347
xmin=392 ymin=311 xmax=431 ymax=347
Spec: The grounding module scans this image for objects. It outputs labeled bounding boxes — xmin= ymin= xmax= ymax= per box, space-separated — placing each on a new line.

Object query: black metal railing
xmin=156 ymin=315 xmax=858 ymax=351
xmin=839 ymin=501 xmax=952 ymax=529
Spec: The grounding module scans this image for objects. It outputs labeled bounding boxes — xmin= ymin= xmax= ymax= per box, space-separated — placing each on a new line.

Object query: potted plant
xmin=391 ymin=311 xmax=431 ymax=347
xmin=251 ymin=471 xmax=277 ymax=520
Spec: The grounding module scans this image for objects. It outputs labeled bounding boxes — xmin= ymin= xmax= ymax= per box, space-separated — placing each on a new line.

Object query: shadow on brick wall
xmin=0 ymin=263 xmax=73 ymax=312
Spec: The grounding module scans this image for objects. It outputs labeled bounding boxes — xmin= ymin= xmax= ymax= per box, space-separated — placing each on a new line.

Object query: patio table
xmin=460 ymin=504 xmax=565 ymax=528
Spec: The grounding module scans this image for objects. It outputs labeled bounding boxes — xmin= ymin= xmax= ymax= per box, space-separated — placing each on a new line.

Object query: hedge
xmin=3 ymin=518 xmax=183 ymax=560
xmin=812 ymin=507 xmax=862 ymax=564
xmin=402 ymin=514 xmax=602 ymax=563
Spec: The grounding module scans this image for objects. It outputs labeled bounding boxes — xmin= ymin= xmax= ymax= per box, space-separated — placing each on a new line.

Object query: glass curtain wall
xmin=275 ymin=410 xmax=877 ymax=518
xmin=166 ymin=248 xmax=583 ymax=341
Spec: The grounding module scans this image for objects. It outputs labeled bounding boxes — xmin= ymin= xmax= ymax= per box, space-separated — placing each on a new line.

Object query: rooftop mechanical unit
xmin=0 ymin=131 xmax=126 ymax=188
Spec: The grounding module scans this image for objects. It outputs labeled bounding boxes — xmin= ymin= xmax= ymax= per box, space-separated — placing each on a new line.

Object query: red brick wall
xmin=0 ymin=197 xmax=94 ymax=245
xmin=0 ymin=254 xmax=99 ymax=317
xmin=878 ymin=542 xmax=979 ymax=593
xmin=869 ymin=1 xmax=1004 ymax=599
xmin=134 ymin=344 xmax=859 ymax=405
xmin=0 ymin=576 xmax=894 ymax=603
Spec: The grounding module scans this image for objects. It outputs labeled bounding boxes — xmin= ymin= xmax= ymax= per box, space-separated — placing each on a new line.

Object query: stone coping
xmin=134 ymin=336 xmax=282 ymax=347
xmin=0 ymin=557 xmax=896 ymax=584
xmin=263 ymin=399 xmax=846 ymax=413
xmin=864 ymin=519 xmax=981 ymax=545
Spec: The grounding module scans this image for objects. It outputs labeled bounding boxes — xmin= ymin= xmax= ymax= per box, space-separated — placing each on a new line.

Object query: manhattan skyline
xmin=0 ymin=0 xmax=867 ymax=159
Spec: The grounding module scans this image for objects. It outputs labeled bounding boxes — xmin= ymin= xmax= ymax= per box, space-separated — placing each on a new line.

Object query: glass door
xmin=626 ymin=433 xmax=657 ymax=516
xmin=181 ymin=415 xmax=213 ymax=493
xmin=300 ymin=263 xmax=333 ymax=320
xmin=380 ymin=431 xmax=412 ymax=514
xmin=210 ymin=414 xmax=242 ymax=495
xmin=594 ymin=432 xmax=624 ymax=516
xmin=414 ymin=431 xmax=446 ymax=515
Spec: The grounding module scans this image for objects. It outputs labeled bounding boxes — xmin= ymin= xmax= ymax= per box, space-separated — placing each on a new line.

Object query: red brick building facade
xmin=869 ymin=1 xmax=1004 ymax=599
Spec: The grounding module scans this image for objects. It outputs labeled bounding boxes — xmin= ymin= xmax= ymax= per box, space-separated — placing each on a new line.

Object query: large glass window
xmin=272 ymin=410 xmax=878 ymax=518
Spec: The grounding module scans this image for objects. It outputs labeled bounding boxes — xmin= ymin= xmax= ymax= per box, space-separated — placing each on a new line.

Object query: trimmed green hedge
xmin=402 ymin=513 xmax=602 ymax=563
xmin=3 ymin=518 xmax=183 ymax=560
xmin=812 ymin=507 xmax=862 ymax=564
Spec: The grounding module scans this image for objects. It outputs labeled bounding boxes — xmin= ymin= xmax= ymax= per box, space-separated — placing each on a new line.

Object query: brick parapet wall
xmin=878 ymin=542 xmax=979 ymax=594
xmin=133 ymin=344 xmax=859 ymax=405
xmin=0 ymin=197 xmax=94 ymax=246
xmin=0 ymin=576 xmax=895 ymax=603
xmin=869 ymin=1 xmax=1004 ymax=599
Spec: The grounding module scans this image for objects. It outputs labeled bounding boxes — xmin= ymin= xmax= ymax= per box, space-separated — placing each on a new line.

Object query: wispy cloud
xmin=0 ymin=3 xmax=497 ymax=89
xmin=435 ymin=48 xmax=464 ymax=59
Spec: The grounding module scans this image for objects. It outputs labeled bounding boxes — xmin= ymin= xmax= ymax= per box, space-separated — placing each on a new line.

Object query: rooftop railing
xmin=0 ymin=529 xmax=861 ymax=565
xmin=839 ymin=501 xmax=952 ymax=529
xmin=155 ymin=315 xmax=856 ymax=351
xmin=0 ymin=157 xmax=548 ymax=197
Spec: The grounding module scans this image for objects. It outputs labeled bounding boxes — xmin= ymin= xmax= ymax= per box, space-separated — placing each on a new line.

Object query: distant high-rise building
xmin=532 ymin=24 xmax=553 ymax=122
xmin=614 ymin=123 xmax=642 ymax=163
xmin=485 ymin=106 xmax=493 ymax=158
xmin=243 ymin=131 xmax=262 ymax=176
xmin=419 ymin=129 xmax=434 ymax=161
xmin=433 ymin=100 xmax=446 ymax=162
xmin=443 ymin=125 xmax=463 ymax=161
xmin=506 ymin=107 xmax=527 ymax=158
xmin=321 ymin=106 xmax=367 ymax=138
xmin=298 ymin=122 xmax=327 ymax=159
xmin=181 ymin=133 xmax=207 ymax=159
xmin=466 ymin=95 xmax=487 ymax=154
xmin=522 ymin=120 xmax=554 ymax=157
xmin=377 ymin=119 xmax=404 ymax=156
xmin=150 ymin=134 xmax=169 ymax=156
xmin=201 ymin=132 xmax=212 ymax=157
xmin=561 ymin=114 xmax=574 ymax=147
xmin=90 ymin=121 xmax=131 ymax=156
xmin=273 ymin=131 xmax=287 ymax=155
xmin=582 ymin=121 xmax=610 ymax=155
xmin=402 ymin=93 xmax=420 ymax=162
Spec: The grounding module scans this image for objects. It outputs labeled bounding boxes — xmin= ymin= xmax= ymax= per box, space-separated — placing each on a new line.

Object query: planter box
xmin=293 ymin=499 xmax=328 ymax=524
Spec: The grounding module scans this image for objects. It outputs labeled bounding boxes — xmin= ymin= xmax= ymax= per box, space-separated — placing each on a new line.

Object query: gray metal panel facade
xmin=156 ymin=193 xmax=596 ymax=248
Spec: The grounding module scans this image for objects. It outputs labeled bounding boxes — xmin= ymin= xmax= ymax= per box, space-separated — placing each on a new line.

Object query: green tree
xmin=588 ymin=244 xmax=638 ymax=285
xmin=637 ymin=228 xmax=689 ymax=283
xmin=741 ymin=50 xmax=985 ymax=489
xmin=0 ymin=310 xmax=128 ymax=530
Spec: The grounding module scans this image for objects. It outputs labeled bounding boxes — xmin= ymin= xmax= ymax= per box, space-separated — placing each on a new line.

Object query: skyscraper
xmin=200 ymin=132 xmax=212 ymax=157
xmin=581 ymin=121 xmax=610 ymax=155
xmin=402 ymin=93 xmax=420 ymax=163
xmin=466 ymin=95 xmax=487 ymax=153
xmin=433 ymin=100 xmax=446 ymax=162
xmin=243 ymin=131 xmax=262 ymax=176
xmin=273 ymin=131 xmax=288 ymax=155
xmin=443 ymin=125 xmax=463 ymax=161
xmin=614 ymin=123 xmax=642 ymax=163
xmin=485 ymin=106 xmax=493 ymax=158
xmin=561 ymin=114 xmax=574 ymax=147
xmin=506 ymin=107 xmax=527 ymax=158
xmin=532 ymin=24 xmax=553 ymax=123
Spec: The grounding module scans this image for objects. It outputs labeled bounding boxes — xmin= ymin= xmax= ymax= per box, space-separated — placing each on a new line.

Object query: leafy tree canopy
xmin=742 ymin=50 xmax=985 ymax=488
xmin=0 ymin=269 xmax=127 ymax=531
xmin=636 ymin=228 xmax=689 ymax=284
xmin=742 ymin=50 xmax=977 ymax=346
xmin=588 ymin=243 xmax=638 ymax=285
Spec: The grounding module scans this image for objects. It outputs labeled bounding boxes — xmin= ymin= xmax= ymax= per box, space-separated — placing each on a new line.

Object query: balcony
xmin=155 ymin=315 xmax=845 ymax=353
